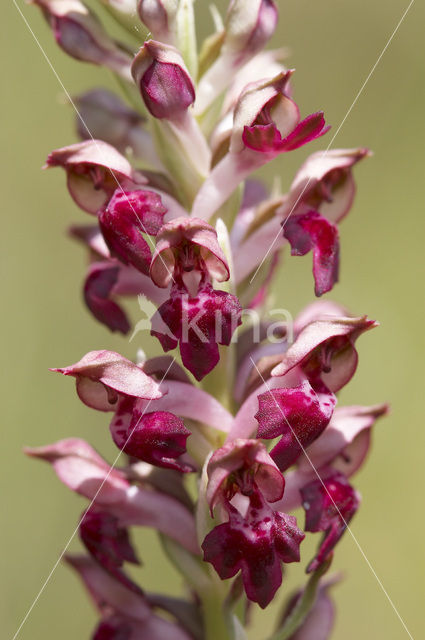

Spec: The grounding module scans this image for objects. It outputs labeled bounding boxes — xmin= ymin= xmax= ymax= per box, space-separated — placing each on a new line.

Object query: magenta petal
xmin=25 ymin=438 xmax=130 ymax=504
xmin=202 ymin=494 xmax=304 ymax=608
xmin=99 ymin=189 xmax=166 ymax=275
xmin=299 ymin=403 xmax=389 ymax=478
xmin=67 ymin=556 xmax=193 ymax=639
xmin=271 ymin=315 xmax=378 ymax=392
xmin=256 ymin=379 xmax=336 ymax=471
xmin=45 ymin=140 xmax=141 ymax=214
xmin=206 ymin=439 xmax=285 ymax=512
xmin=65 ymin=555 xmax=150 ymax=621
xmin=150 ymin=217 xmax=230 ymax=288
xmin=146 ymin=380 xmax=234 ymax=433
xmin=278 ymin=112 xmax=330 ymax=152
xmin=69 ymin=224 xmax=110 ymax=258
xmin=131 ymin=41 xmax=195 ymax=121
xmin=110 ymin=402 xmax=193 ymax=473
xmin=179 ymin=337 xmax=219 ymax=382
xmin=301 ymin=471 xmax=360 ymax=572
xmin=27 ymin=439 xmax=198 ymax=553
xmin=79 ymin=508 xmax=142 ymax=595
xmin=107 ymin=190 xmax=167 ymax=236
xmin=243 ymin=113 xmax=329 ymax=155
xmin=84 ymin=262 xmax=131 ymax=334
xmin=93 ymin=616 xmax=132 ymax=640
xmin=141 ymin=60 xmax=195 ymax=119
xmin=151 ymin=283 xmax=242 ymax=381
xmin=242 ymin=123 xmax=283 ymax=154
xmin=281 ymin=147 xmax=370 ymax=225
xmin=52 ymin=349 xmax=163 ymax=411
xmin=283 ymin=210 xmax=339 ymax=296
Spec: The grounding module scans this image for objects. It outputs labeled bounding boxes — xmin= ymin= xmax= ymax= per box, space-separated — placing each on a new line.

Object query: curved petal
xmin=271 ymin=316 xmax=378 ymax=392
xmin=147 ymin=380 xmax=234 ymax=433
xmin=229 ymin=368 xmax=302 ymax=441
xmin=52 ymin=349 xmax=163 ymax=411
xmin=302 ymin=471 xmax=360 ymax=572
xmin=25 ymin=438 xmax=129 ymax=504
xmin=150 ymin=217 xmax=229 ymax=287
xmin=83 ymin=262 xmax=131 ymax=335
xmin=233 ymin=215 xmax=283 ymax=284
xmin=281 ymin=147 xmax=370 ymax=224
xmin=65 ymin=555 xmax=150 ymax=621
xmin=298 ymin=403 xmax=389 ymax=476
xmin=255 ymin=380 xmax=336 ymax=471
xmin=26 ymin=438 xmax=198 ymax=553
xmin=45 ymin=140 xmax=142 ymax=214
xmin=206 ymin=439 xmax=285 ymax=512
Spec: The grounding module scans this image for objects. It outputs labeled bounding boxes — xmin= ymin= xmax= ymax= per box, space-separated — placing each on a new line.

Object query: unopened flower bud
xmin=131 ymin=40 xmax=195 ymax=121
xmin=75 ymin=89 xmax=144 ymax=153
xmin=137 ymin=0 xmax=178 ymax=43
xmin=33 ymin=0 xmax=132 ymax=80
xmin=225 ymin=0 xmax=278 ymax=60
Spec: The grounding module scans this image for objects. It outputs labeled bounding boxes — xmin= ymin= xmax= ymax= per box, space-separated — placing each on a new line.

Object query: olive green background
xmin=2 ymin=1 xmax=424 ymax=638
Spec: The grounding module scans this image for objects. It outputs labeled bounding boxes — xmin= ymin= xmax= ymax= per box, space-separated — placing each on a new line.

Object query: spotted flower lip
xmin=202 ymin=438 xmax=304 ymax=608
xmin=301 ymin=471 xmax=360 ymax=573
xmin=79 ymin=507 xmax=142 ymax=595
xmin=150 ymin=217 xmax=230 ymax=288
xmin=98 ymin=188 xmax=167 ymax=275
xmin=110 ymin=400 xmax=193 ymax=473
xmin=45 ymin=140 xmax=145 ymax=214
xmin=33 ymin=0 xmax=133 ymax=80
xmin=51 ymin=349 xmax=163 ymax=411
xmin=151 ymin=280 xmax=242 ymax=380
xmin=202 ymin=489 xmax=304 ymax=608
xmin=149 ymin=216 xmax=241 ymax=380
xmin=255 ymin=378 xmax=336 ymax=472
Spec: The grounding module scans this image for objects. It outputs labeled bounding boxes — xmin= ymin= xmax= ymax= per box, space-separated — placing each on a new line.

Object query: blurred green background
xmin=2 ymin=0 xmax=424 ymax=638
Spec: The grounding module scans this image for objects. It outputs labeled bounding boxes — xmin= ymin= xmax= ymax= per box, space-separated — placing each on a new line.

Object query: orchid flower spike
xmin=30 ymin=0 xmax=388 ymax=636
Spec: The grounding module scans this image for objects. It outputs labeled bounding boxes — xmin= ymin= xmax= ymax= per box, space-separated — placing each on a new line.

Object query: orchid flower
xmin=28 ymin=1 xmax=387 ymax=638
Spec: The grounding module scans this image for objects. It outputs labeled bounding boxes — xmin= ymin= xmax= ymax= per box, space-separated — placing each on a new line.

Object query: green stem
xmin=268 ymin=558 xmax=332 ymax=640
xmin=200 ymin=586 xmax=236 ymax=640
